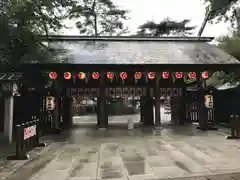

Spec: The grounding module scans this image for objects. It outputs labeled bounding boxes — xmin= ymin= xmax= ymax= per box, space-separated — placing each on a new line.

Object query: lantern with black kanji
xmin=107 ymin=72 xmax=114 ymax=82
xmin=49 ymin=72 xmax=57 ymax=80
xmin=134 ymin=72 xmax=142 ymax=83
xmin=120 ymin=72 xmax=127 ymax=84
xmin=92 ymin=72 xmax=99 ymax=80
xmin=79 ymin=72 xmax=88 ymax=83
xmin=175 ymin=72 xmax=183 ymax=79
xmin=148 ymin=72 xmax=155 ymax=80
xmin=201 ymin=71 xmax=209 ymax=79
xmin=188 ymin=72 xmax=196 ymax=80
xmin=64 ymin=72 xmax=71 ymax=80
xmin=162 ymin=72 xmax=170 ymax=79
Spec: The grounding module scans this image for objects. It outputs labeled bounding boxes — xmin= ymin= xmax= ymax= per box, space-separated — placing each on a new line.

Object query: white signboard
xmin=108 ymin=88 xmax=116 ymax=96
xmin=130 ymin=88 xmax=135 ymax=97
xmin=78 ymin=88 xmax=84 ymax=96
xmin=71 ymin=88 xmax=77 ymax=96
xmin=122 ymin=88 xmax=129 ymax=96
xmin=91 ymin=88 xmax=98 ymax=96
xmin=160 ymin=88 xmax=166 ymax=97
xmin=142 ymin=88 xmax=147 ymax=96
xmin=150 ymin=88 xmax=154 ymax=97
xmin=84 ymin=88 xmax=91 ymax=96
xmin=105 ymin=88 xmax=108 ymax=96
xmin=135 ymin=88 xmax=142 ymax=96
xmin=166 ymin=88 xmax=172 ymax=97
xmin=2 ymin=83 xmax=13 ymax=92
xmin=204 ymin=95 xmax=213 ymax=108
xmin=24 ymin=125 xmax=36 ymax=140
xmin=46 ymin=96 xmax=55 ymax=110
xmin=115 ymin=88 xmax=122 ymax=97
xmin=13 ymin=84 xmax=19 ymax=95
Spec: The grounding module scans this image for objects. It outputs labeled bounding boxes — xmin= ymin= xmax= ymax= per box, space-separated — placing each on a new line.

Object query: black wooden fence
xmin=7 ymin=118 xmax=46 ymax=160
xmin=185 ymin=90 xmax=215 ymax=127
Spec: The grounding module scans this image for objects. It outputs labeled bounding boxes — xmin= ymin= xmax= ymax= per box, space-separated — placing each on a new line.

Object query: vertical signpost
xmin=46 ymin=96 xmax=56 ymax=111
xmin=204 ymin=95 xmax=213 ymax=109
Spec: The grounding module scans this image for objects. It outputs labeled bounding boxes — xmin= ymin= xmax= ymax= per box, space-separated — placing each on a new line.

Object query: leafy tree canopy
xmin=136 ymin=18 xmax=195 ymax=36
xmin=218 ymin=30 xmax=240 ymax=60
xmin=69 ymin=0 xmax=130 ymax=36
xmin=203 ymin=0 xmax=239 ymax=28
xmin=0 ymin=0 xmax=76 ymax=64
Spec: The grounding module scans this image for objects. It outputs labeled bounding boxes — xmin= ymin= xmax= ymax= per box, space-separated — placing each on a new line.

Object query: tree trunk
xmin=92 ymin=0 xmax=98 ymax=36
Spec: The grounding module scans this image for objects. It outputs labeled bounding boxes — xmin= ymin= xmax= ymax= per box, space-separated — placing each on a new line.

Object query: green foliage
xmin=218 ymin=31 xmax=240 ymax=60
xmin=0 ymin=0 xmax=75 ymax=64
xmin=69 ymin=0 xmax=129 ymax=35
xmin=136 ymin=18 xmax=195 ymax=36
xmin=217 ymin=31 xmax=240 ymax=82
xmin=203 ymin=0 xmax=239 ymax=28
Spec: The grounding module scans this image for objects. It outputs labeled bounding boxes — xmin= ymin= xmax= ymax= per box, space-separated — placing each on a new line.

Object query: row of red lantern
xmin=49 ymin=71 xmax=209 ymax=80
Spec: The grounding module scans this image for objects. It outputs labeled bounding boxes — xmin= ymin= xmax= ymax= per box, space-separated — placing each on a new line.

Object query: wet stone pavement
xmin=2 ymin=115 xmax=240 ymax=180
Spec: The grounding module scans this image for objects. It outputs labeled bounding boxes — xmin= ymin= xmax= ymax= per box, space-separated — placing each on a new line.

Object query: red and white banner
xmin=24 ymin=125 xmax=36 ymax=140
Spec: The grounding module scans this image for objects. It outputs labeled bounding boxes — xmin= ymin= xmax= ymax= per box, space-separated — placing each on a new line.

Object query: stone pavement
xmin=2 ymin=115 xmax=240 ymax=180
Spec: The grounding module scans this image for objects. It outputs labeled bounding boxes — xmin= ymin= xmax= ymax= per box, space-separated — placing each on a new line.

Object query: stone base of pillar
xmin=97 ymin=127 xmax=107 ymax=131
xmin=153 ymin=125 xmax=162 ymax=130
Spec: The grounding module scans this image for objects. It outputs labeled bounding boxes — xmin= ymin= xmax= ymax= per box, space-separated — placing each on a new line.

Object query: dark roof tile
xmin=48 ymin=41 xmax=239 ymax=64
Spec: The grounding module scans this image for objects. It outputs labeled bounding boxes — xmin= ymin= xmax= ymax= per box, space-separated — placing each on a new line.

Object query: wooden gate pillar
xmin=171 ymin=96 xmax=181 ymax=125
xmin=179 ymin=87 xmax=186 ymax=125
xmin=154 ymin=73 xmax=161 ymax=127
xmin=197 ymin=89 xmax=208 ymax=130
xmin=143 ymin=90 xmax=154 ymax=126
xmin=140 ymin=96 xmax=145 ymax=123
xmin=62 ymin=95 xmax=73 ymax=129
xmin=97 ymin=72 xmax=107 ymax=129
xmin=3 ymin=95 xmax=14 ymax=144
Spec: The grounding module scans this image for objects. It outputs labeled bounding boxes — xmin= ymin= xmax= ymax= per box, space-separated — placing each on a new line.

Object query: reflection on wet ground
xmin=1 ymin=115 xmax=240 ymax=180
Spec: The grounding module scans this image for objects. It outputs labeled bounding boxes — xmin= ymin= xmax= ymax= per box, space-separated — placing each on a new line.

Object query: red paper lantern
xmin=175 ymin=72 xmax=183 ymax=79
xmin=188 ymin=72 xmax=196 ymax=79
xmin=120 ymin=72 xmax=127 ymax=80
xmin=92 ymin=72 xmax=99 ymax=79
xmin=107 ymin=72 xmax=114 ymax=80
xmin=148 ymin=72 xmax=155 ymax=79
xmin=49 ymin=72 xmax=57 ymax=79
xmin=134 ymin=72 xmax=142 ymax=79
xmin=201 ymin=71 xmax=209 ymax=79
xmin=162 ymin=72 xmax=169 ymax=79
xmin=64 ymin=72 xmax=71 ymax=80
xmin=78 ymin=72 xmax=86 ymax=79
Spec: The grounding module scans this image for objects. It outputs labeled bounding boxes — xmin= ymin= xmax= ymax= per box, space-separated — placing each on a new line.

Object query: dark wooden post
xmin=53 ymin=75 xmax=62 ymax=132
xmin=154 ymin=73 xmax=161 ymax=127
xmin=179 ymin=87 xmax=186 ymax=125
xmin=171 ymin=96 xmax=181 ymax=125
xmin=98 ymin=71 xmax=107 ymax=130
xmin=143 ymin=89 xmax=154 ymax=126
xmin=140 ymin=96 xmax=144 ymax=123
xmin=196 ymin=74 xmax=208 ymax=130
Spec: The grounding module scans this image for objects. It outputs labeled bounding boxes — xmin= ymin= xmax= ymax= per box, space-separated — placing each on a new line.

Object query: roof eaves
xmin=36 ymin=35 xmax=214 ymax=42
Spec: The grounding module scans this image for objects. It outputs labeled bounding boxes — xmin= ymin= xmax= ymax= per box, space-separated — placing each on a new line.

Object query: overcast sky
xmin=62 ymin=0 xmax=231 ymax=37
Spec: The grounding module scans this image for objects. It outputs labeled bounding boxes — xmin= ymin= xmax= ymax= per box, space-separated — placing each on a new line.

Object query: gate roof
xmin=40 ymin=36 xmax=239 ymax=64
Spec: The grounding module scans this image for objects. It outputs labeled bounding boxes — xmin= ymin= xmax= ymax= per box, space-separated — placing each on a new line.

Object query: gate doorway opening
xmin=72 ymin=96 xmax=98 ymax=127
xmin=70 ymin=88 xmax=142 ymax=129
xmin=159 ymin=96 xmax=172 ymax=125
